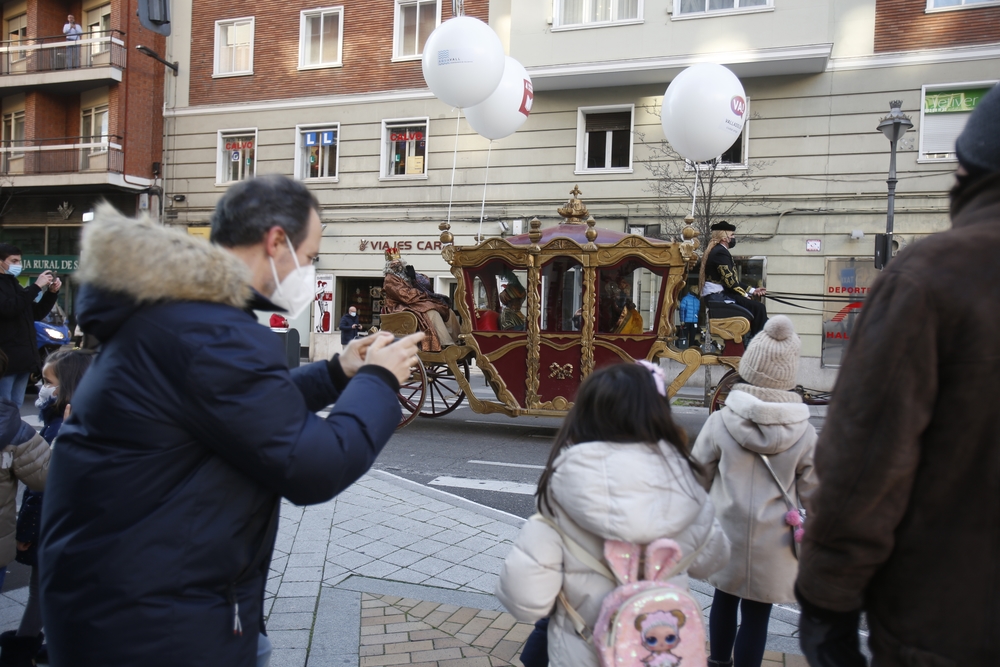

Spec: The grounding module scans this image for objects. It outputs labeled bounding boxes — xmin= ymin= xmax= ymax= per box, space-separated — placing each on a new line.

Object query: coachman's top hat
xmin=710 ymin=221 xmax=736 ymax=232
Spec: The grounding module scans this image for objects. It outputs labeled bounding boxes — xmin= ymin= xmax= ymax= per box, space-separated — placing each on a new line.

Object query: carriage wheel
xmin=419 ymin=360 xmax=470 ymax=418
xmin=397 ymin=359 xmax=427 ymax=429
xmin=709 ymin=369 xmax=742 ymax=413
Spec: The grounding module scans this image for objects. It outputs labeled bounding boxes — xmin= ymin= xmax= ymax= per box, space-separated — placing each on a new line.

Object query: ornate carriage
xmin=381 ymin=187 xmax=752 ymax=427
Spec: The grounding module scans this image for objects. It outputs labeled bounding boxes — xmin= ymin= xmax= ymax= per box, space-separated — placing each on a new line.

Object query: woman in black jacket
xmin=0 ymin=244 xmax=61 ymax=408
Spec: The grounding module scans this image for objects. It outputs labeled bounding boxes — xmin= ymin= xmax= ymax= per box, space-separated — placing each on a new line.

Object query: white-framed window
xmin=295 ymin=123 xmax=340 ymax=181
xmin=217 ymin=129 xmax=257 ymax=184
xmin=576 ymin=105 xmax=634 ymax=173
xmin=81 ymin=105 xmax=110 ymax=153
xmin=299 ymin=6 xmax=343 ymax=69
xmin=674 ymin=0 xmax=771 ymax=18
xmin=380 ymin=118 xmax=428 ymax=180
xmin=554 ymin=0 xmax=642 ymax=28
xmin=2 ymin=110 xmax=25 ymax=157
xmin=86 ymin=4 xmax=112 ymax=55
xmin=926 ymin=0 xmax=1000 ymax=12
xmin=919 ymin=82 xmax=997 ymax=162
xmin=214 ymin=17 xmax=254 ymax=77
xmin=7 ymin=14 xmax=27 ymax=62
xmin=393 ymin=0 xmax=439 ymax=60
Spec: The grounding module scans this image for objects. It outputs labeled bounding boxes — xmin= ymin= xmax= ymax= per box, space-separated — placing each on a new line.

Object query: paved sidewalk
xmin=0 ymin=470 xmax=807 ymax=665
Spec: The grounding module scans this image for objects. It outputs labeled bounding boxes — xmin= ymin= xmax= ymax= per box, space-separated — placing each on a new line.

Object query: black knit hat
xmin=710 ymin=221 xmax=736 ymax=232
xmin=955 ymin=84 xmax=1000 ymax=175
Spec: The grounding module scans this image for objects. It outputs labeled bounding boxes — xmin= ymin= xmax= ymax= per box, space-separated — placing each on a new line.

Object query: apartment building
xmin=0 ymin=0 xmax=165 ymax=321
xmin=163 ymin=0 xmax=999 ymax=382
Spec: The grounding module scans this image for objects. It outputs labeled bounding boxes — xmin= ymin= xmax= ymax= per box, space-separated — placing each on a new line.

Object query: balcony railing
xmin=0 ymin=31 xmax=126 ymax=76
xmin=0 ymin=136 xmax=124 ymax=176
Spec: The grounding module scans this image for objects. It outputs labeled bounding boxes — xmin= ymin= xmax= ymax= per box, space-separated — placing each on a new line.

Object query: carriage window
xmin=598 ymin=260 xmax=664 ymax=334
xmin=541 ymin=258 xmax=584 ymax=333
xmin=468 ymin=261 xmax=527 ymax=332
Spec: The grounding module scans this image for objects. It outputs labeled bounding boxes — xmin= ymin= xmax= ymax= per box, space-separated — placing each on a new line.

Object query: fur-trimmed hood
xmin=721 ymin=389 xmax=811 ymax=455
xmin=75 ymin=204 xmax=252 ymax=341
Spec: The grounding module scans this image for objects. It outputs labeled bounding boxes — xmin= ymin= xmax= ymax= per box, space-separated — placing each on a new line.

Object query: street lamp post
xmin=875 ymin=100 xmax=913 ymax=269
xmin=136 ymin=44 xmax=178 ymax=76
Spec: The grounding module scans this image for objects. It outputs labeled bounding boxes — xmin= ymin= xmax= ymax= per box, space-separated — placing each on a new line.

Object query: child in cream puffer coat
xmin=496 ymin=362 xmax=731 ymax=667
xmin=692 ymin=316 xmax=818 ymax=667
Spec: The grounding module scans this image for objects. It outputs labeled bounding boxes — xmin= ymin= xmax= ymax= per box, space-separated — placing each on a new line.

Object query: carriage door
xmin=535 ymin=258 xmax=585 ymax=407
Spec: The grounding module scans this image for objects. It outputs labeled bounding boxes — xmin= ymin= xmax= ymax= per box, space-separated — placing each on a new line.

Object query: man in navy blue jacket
xmin=38 ymin=175 xmax=422 ymax=667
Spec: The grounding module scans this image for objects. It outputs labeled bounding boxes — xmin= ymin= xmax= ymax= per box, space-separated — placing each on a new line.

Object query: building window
xmin=926 ymin=0 xmax=1000 ymax=11
xmin=86 ymin=4 xmax=111 ymax=55
xmin=7 ymin=14 xmax=27 ymax=61
xmin=218 ymin=129 xmax=257 ymax=184
xmin=919 ymin=83 xmax=996 ymax=161
xmin=296 ymin=125 xmax=339 ymax=180
xmin=676 ymin=0 xmax=770 ymax=16
xmin=214 ymin=17 xmax=254 ymax=77
xmin=299 ymin=7 xmax=343 ymax=69
xmin=556 ymin=0 xmax=641 ymax=27
xmin=394 ymin=0 xmax=439 ymax=60
xmin=2 ymin=111 xmax=25 ymax=159
xmin=81 ymin=106 xmax=110 ymax=152
xmin=577 ymin=107 xmax=633 ymax=172
xmin=381 ymin=119 xmax=428 ymax=179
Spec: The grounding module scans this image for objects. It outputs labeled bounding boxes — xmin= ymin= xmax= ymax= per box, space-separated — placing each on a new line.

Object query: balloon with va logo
xmin=464 ymin=57 xmax=534 ymax=141
xmin=421 ymin=16 xmax=506 ymax=109
xmin=660 ymin=63 xmax=747 ymax=163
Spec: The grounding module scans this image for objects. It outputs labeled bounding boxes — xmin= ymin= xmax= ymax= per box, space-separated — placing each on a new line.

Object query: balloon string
xmin=690 ymin=161 xmax=700 ymax=219
xmin=446 ymin=109 xmax=461 ymax=228
xmin=477 ymin=141 xmax=493 ymax=241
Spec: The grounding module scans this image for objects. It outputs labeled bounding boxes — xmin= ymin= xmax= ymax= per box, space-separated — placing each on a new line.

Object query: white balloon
xmin=421 ymin=17 xmax=505 ymax=109
xmin=660 ymin=63 xmax=747 ymax=163
xmin=464 ymin=57 xmax=533 ymax=141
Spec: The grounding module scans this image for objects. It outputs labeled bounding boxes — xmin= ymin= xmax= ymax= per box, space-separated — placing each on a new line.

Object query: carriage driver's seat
xmin=379 ymin=311 xmax=419 ymax=336
xmin=704 ymin=297 xmax=752 ymax=353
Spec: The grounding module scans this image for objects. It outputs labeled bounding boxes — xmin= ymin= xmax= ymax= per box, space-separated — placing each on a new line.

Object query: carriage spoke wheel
xmin=419 ymin=360 xmax=470 ymax=418
xmin=396 ymin=359 xmax=427 ymax=429
xmin=709 ymin=369 xmax=742 ymax=413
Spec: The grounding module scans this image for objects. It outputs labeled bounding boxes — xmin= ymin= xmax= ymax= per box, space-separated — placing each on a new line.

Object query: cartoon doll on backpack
xmin=636 ymin=610 xmax=686 ymax=667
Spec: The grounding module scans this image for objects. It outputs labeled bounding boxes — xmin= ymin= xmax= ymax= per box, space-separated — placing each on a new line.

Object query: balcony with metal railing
xmin=1 ymin=135 xmax=128 ymax=188
xmin=0 ymin=31 xmax=126 ymax=93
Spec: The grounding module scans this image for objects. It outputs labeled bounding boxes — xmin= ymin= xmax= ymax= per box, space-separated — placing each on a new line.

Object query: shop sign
xmin=358 ymin=239 xmax=444 ymax=252
xmin=390 ymin=130 xmax=423 ymax=142
xmin=924 ymin=88 xmax=992 ymax=114
xmin=225 ymin=140 xmax=254 ymax=150
xmin=822 ymin=258 xmax=878 ymax=368
xmin=22 ymin=255 xmax=79 ymax=273
xmin=314 ymin=274 xmax=334 ymax=334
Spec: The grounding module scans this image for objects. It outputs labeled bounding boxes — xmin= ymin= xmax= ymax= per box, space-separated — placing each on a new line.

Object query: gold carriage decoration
xmin=384 ymin=186 xmax=749 ymax=426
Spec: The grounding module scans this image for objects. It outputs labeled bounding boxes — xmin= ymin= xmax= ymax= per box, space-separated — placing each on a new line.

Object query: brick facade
xmin=189 ymin=0 xmax=489 ymax=107
xmin=875 ymin=0 xmax=1000 ymax=52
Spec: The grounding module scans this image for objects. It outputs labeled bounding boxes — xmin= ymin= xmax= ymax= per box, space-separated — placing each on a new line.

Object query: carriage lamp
xmin=875 ymin=100 xmax=913 ymax=269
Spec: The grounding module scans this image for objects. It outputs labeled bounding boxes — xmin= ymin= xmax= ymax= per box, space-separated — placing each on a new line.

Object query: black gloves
xmin=796 ymin=585 xmax=868 ymax=667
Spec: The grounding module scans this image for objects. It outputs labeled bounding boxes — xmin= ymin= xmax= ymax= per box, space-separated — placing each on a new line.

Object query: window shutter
xmin=585 ymin=111 xmax=631 ymax=133
xmin=921 ymin=112 xmax=969 ymax=156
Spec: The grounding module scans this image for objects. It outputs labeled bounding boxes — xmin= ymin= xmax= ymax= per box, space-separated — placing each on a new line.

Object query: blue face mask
xmin=6 ymin=263 xmax=21 ymax=277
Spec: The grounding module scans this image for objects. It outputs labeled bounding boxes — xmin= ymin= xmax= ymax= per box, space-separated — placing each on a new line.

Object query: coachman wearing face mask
xmin=0 ymin=245 xmax=61 ymax=408
xmin=37 ymin=175 xmax=424 ymax=667
xmin=698 ymin=221 xmax=768 ymax=340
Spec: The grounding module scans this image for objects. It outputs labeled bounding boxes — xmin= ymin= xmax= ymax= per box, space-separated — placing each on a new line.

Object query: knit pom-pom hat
xmin=738 ymin=316 xmax=801 ymax=391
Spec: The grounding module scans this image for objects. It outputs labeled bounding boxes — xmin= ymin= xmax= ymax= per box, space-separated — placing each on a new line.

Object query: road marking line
xmin=468 ymin=460 xmax=546 ymax=470
xmin=428 ymin=476 xmax=537 ymax=496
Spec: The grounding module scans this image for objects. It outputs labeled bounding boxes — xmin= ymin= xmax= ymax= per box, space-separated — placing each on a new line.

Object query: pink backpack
xmin=534 ymin=515 xmax=707 ymax=667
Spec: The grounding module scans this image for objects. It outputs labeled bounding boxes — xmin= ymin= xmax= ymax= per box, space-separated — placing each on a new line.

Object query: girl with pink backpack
xmin=496 ymin=361 xmax=731 ymax=667
xmin=692 ymin=316 xmax=818 ymax=667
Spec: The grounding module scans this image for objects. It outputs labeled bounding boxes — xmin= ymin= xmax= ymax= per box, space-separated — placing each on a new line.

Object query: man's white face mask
xmin=269 ymin=236 xmax=315 ymax=319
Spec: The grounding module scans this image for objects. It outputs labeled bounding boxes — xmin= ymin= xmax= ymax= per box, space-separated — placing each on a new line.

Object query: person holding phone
xmin=0 ymin=246 xmax=61 ymax=409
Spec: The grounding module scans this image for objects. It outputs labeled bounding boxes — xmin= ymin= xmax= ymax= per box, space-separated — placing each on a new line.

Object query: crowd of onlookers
xmin=0 ymin=84 xmax=992 ymax=667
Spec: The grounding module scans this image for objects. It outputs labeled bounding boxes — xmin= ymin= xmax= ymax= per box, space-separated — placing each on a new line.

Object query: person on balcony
xmin=62 ymin=15 xmax=83 ymax=69
xmin=699 ymin=221 xmax=767 ymax=340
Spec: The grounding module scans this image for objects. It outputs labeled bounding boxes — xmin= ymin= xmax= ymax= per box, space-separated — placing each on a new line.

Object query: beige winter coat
xmin=496 ymin=440 xmax=730 ymax=667
xmin=692 ymin=388 xmax=818 ymax=604
xmin=0 ymin=428 xmax=50 ymax=566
